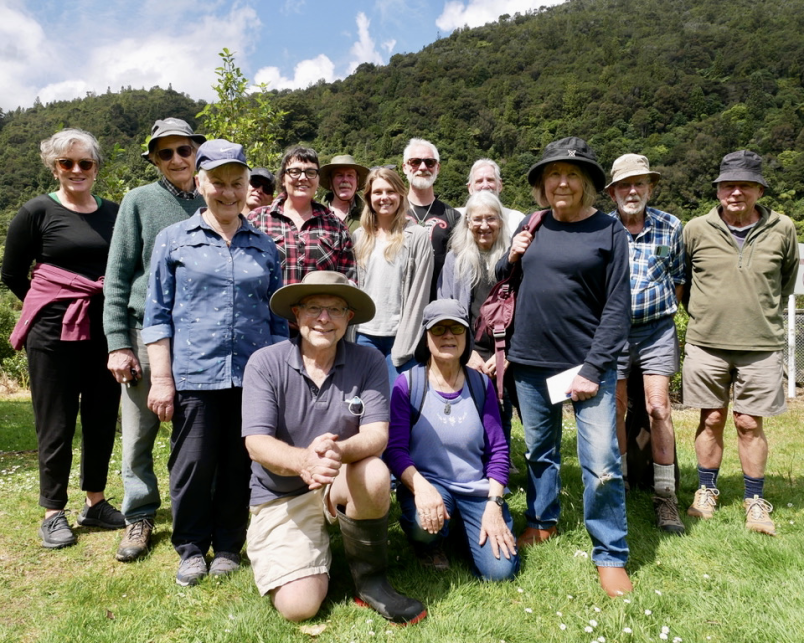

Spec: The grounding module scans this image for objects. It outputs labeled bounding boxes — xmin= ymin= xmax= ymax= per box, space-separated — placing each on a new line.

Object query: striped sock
xmin=743 ymin=474 xmax=765 ymax=500
xmin=697 ymin=466 xmax=719 ymax=490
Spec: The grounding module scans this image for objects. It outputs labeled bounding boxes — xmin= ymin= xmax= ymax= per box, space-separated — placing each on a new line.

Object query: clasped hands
xmin=299 ymin=432 xmax=343 ymax=490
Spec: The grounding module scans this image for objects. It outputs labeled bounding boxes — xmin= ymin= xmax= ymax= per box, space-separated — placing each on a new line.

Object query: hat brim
xmin=605 ymin=170 xmax=661 ymax=190
xmin=141 ymin=133 xmax=207 ymax=162
xmin=319 ymin=164 xmax=370 ymax=191
xmin=712 ymin=171 xmax=768 ymax=188
xmin=527 ymin=157 xmax=606 ymax=192
xmin=197 ymin=159 xmax=250 ymax=171
xmin=270 ymin=282 xmax=376 ymax=325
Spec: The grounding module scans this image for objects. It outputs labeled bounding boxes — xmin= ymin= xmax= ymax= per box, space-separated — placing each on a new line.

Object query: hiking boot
xmin=516 ymin=526 xmax=557 ymax=549
xmin=176 ymin=555 xmax=208 ymax=586
xmin=414 ymin=543 xmax=450 ymax=571
xmin=77 ymin=499 xmax=125 ymax=530
xmin=39 ymin=511 xmax=77 ymax=549
xmin=116 ymin=518 xmax=154 ymax=562
xmin=653 ymin=495 xmax=685 ymax=534
xmin=687 ymin=486 xmax=719 ymax=519
xmin=209 ymin=552 xmax=241 ymax=577
xmin=744 ymin=495 xmax=776 ymax=536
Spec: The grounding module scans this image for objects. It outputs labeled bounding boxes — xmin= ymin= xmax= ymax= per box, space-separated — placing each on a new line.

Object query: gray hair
xmin=531 ymin=162 xmax=598 ymax=209
xmin=467 ymin=158 xmax=502 ymax=185
xmin=403 ymin=137 xmax=439 ymax=163
xmin=449 ymin=191 xmax=510 ymax=289
xmin=40 ymin=128 xmax=102 ymax=171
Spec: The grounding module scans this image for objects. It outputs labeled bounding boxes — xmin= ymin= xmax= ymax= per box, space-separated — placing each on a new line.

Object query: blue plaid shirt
xmin=608 ymin=207 xmax=685 ymax=324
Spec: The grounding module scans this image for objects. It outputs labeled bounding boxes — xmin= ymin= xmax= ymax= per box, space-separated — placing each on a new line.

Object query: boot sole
xmin=38 ymin=530 xmax=76 ymax=549
xmin=354 ymin=598 xmax=428 ymax=625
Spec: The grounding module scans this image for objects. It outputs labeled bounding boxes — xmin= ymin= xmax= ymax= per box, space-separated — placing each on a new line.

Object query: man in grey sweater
xmin=103 ymin=118 xmax=206 ymax=562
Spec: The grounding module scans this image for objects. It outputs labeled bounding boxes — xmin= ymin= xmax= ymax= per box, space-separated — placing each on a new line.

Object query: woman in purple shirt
xmin=385 ymin=299 xmax=518 ymax=580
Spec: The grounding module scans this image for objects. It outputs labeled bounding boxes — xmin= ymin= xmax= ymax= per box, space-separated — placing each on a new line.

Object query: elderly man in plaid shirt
xmin=606 ymin=154 xmax=686 ymax=534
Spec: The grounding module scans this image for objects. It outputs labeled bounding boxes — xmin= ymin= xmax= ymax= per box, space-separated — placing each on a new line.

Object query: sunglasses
xmin=249 ymin=177 xmax=273 ymax=191
xmin=429 ymin=323 xmax=466 ymax=336
xmin=155 ymin=145 xmax=194 ymax=162
xmin=56 ymin=158 xmax=96 ymax=171
xmin=285 ymin=167 xmax=320 ymax=179
xmin=407 ymin=158 xmax=437 ymax=169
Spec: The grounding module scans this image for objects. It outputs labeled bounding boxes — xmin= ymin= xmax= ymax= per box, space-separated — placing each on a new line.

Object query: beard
xmin=407 ymin=169 xmax=438 ymax=190
xmin=616 ymin=193 xmax=649 ymax=217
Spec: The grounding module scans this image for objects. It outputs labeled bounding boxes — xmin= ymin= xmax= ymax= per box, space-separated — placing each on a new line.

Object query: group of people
xmin=2 ymin=117 xmax=797 ymax=623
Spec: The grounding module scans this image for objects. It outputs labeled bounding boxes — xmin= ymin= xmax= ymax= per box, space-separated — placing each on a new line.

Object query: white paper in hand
xmin=546 ymin=365 xmax=582 ymax=404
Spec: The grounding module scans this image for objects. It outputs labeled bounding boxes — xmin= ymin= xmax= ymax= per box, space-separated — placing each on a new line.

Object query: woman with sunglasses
xmin=2 ymin=128 xmax=123 ymax=549
xmin=353 ymin=168 xmax=433 ymax=385
xmin=102 ymin=118 xmax=206 ymax=562
xmin=384 ymin=299 xmax=519 ymax=580
xmin=249 ymin=145 xmax=355 ymax=286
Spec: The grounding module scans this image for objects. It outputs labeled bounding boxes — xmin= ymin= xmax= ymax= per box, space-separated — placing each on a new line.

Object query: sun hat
xmin=413 ymin=299 xmax=474 ymax=365
xmin=605 ymin=154 xmax=661 ymax=189
xmin=195 ymin=139 xmax=249 ymax=171
xmin=319 ymin=154 xmax=370 ymax=191
xmin=526 ymin=136 xmax=606 ymax=191
xmin=712 ymin=150 xmax=768 ymax=187
xmin=142 ymin=117 xmax=206 ymax=161
xmin=269 ymin=271 xmax=375 ymax=325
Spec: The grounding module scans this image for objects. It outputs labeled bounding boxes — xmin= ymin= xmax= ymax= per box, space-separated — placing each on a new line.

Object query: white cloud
xmin=0 ymin=3 xmax=56 ymax=109
xmin=435 ymin=0 xmax=558 ymax=32
xmin=382 ymin=39 xmax=397 ymax=54
xmin=347 ymin=12 xmax=383 ymax=73
xmin=254 ymin=54 xmax=336 ymax=91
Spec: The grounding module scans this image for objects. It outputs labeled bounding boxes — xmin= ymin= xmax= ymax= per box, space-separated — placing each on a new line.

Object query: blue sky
xmin=0 ymin=0 xmax=556 ymax=112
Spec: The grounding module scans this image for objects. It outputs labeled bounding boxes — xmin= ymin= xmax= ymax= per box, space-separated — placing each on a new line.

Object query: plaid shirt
xmin=608 ymin=206 xmax=685 ymax=324
xmin=248 ymin=195 xmax=356 ymax=285
xmin=158 ymin=177 xmax=199 ymax=200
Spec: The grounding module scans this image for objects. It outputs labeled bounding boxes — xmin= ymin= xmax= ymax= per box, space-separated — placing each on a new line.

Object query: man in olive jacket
xmin=682 ymin=150 xmax=798 ymax=536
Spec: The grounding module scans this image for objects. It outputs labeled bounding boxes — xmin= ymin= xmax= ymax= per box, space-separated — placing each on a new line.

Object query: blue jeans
xmin=513 ymin=364 xmax=628 ymax=567
xmin=120 ymin=329 xmax=162 ymax=523
xmin=397 ymin=482 xmax=520 ymax=581
xmin=355 ymin=333 xmax=417 ymax=387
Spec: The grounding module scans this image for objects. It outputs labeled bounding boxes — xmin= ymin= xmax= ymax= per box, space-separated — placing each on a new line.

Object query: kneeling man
xmin=242 ymin=271 xmax=427 ymax=624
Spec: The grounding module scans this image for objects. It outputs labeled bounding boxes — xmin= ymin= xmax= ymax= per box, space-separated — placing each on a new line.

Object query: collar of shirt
xmin=188 ymin=209 xmax=264 ymax=246
xmin=287 ymin=334 xmax=348 ymax=376
xmin=159 ymin=176 xmax=199 ymax=200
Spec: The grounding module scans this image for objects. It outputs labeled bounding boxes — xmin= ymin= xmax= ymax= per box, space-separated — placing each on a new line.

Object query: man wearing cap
xmin=457 ymin=158 xmax=525 ymax=232
xmin=320 ymin=154 xmax=369 ymax=234
xmin=103 ymin=117 xmax=206 ymax=562
xmin=241 ymin=271 xmax=427 ymax=625
xmin=606 ymin=154 xmax=686 ymax=534
xmin=243 ymin=167 xmax=275 ymax=215
xmin=683 ymin=150 xmax=798 ymax=536
xmin=402 ymin=138 xmax=460 ymax=301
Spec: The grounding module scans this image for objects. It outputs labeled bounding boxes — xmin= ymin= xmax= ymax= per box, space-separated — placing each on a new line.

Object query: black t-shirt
xmin=408 ymin=198 xmax=459 ymax=301
xmin=2 ymin=194 xmax=118 ymax=347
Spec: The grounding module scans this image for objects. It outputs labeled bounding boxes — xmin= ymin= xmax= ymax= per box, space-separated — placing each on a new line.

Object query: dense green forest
xmin=2 ymin=0 xmax=804 ymax=244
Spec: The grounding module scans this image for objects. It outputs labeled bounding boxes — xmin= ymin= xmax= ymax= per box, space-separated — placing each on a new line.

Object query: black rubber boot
xmin=338 ymin=508 xmax=427 ymax=625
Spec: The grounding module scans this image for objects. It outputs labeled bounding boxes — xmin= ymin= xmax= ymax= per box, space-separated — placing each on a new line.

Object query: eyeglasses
xmin=345 ymin=395 xmax=365 ymax=417
xmin=407 ymin=158 xmax=437 ymax=169
xmin=285 ymin=167 xmax=320 ymax=179
xmin=56 ymin=158 xmax=96 ymax=171
xmin=429 ymin=323 xmax=466 ymax=336
xmin=250 ymin=177 xmax=273 ymax=192
xmin=469 ymin=216 xmax=500 ymax=226
xmin=614 ymin=179 xmax=651 ymax=191
xmin=297 ymin=304 xmax=351 ymax=318
xmin=155 ymin=145 xmax=194 ymax=162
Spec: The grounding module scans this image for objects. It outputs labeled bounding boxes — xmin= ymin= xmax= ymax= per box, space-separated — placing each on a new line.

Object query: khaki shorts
xmin=246 ymin=487 xmax=338 ymax=595
xmin=682 ymin=343 xmax=786 ymax=416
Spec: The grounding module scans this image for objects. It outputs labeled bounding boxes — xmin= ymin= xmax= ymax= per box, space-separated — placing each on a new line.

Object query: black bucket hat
xmin=526 ymin=136 xmax=606 ymax=191
xmin=713 ymin=150 xmax=768 ymax=187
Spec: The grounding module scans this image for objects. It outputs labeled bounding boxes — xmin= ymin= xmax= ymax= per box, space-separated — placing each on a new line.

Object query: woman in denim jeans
xmin=495 ymin=137 xmax=632 ymax=596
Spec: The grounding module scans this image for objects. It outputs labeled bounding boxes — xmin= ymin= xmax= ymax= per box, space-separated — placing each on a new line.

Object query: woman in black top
xmin=1 ymin=128 xmax=123 ymax=549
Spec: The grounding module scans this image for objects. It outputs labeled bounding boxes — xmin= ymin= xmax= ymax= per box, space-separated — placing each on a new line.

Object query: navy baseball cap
xmin=195 ymin=139 xmax=249 ymax=171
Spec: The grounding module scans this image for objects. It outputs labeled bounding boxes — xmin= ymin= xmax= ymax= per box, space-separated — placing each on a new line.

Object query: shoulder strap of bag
xmin=408 ymin=364 xmax=486 ymax=424
xmin=464 ymin=367 xmax=488 ymax=420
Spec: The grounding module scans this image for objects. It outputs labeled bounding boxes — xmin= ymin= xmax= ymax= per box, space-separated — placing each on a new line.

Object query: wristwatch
xmin=487 ymin=495 xmax=505 ymax=507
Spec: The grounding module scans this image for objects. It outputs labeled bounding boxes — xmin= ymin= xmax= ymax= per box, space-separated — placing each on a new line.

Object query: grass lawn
xmin=0 ymin=394 xmax=803 ymax=643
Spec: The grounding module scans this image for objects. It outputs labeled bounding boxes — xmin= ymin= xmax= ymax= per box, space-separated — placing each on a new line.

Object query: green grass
xmin=1 ymin=396 xmax=803 ymax=642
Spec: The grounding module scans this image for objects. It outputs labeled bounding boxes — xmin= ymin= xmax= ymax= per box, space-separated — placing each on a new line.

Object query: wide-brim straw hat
xmin=270 ymin=271 xmax=375 ymax=325
xmin=605 ymin=153 xmax=661 ymax=189
xmin=526 ymin=136 xmax=606 ymax=191
xmin=319 ymin=155 xmax=370 ymax=190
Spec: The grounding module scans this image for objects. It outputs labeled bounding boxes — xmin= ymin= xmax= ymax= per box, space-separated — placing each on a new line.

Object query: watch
xmin=487 ymin=495 xmax=505 ymax=507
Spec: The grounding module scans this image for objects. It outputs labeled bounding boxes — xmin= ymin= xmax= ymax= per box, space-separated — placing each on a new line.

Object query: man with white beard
xmin=403 ymin=138 xmax=460 ymax=300
xmin=606 ymin=154 xmax=686 ymax=534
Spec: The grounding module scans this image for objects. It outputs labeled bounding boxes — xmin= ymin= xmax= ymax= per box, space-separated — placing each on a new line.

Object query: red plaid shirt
xmin=248 ymin=196 xmax=356 ymax=285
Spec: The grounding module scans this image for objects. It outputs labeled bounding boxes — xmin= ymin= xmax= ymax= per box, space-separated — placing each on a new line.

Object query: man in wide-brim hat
xmin=682 ymin=150 xmax=798 ymax=537
xmin=241 ymin=271 xmax=427 ymax=626
xmin=320 ymin=154 xmax=370 ymax=233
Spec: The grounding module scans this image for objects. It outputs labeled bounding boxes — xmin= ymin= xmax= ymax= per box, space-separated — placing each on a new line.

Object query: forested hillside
xmin=2 ymin=0 xmax=804 ymax=243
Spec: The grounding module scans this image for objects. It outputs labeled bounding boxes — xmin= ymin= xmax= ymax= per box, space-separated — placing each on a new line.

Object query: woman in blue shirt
xmin=143 ymin=140 xmax=288 ymax=587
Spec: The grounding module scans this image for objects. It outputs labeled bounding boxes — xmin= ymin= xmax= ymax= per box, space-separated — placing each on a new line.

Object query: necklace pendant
xmin=444 ymin=402 xmax=451 ymax=415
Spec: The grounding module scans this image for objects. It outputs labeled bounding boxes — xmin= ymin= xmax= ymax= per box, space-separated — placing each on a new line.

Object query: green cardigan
xmin=103 ymin=181 xmax=204 ymax=352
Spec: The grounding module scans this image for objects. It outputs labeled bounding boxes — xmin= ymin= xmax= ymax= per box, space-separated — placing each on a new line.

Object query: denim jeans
xmin=397 ymin=482 xmax=520 ymax=581
xmin=513 ymin=364 xmax=628 ymax=567
xmin=355 ymin=332 xmax=417 ymax=387
xmin=120 ymin=329 xmax=162 ymax=523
